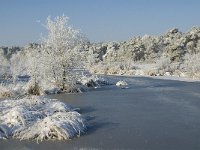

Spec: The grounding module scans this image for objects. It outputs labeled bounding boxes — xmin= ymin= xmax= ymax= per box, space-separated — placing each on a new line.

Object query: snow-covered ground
xmin=0 ymin=74 xmax=110 ymax=99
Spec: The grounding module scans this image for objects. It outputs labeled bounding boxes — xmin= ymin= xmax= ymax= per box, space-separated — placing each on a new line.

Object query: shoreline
xmin=1 ymin=75 xmax=200 ymax=150
xmin=95 ymin=73 xmax=200 ymax=83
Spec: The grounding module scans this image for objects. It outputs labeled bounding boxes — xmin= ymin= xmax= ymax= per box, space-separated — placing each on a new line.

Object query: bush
xmin=183 ymin=53 xmax=200 ymax=78
xmin=27 ymin=83 xmax=41 ymax=95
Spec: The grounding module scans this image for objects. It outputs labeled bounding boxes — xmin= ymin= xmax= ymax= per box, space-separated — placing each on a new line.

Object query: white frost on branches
xmin=0 ymin=50 xmax=9 ymax=77
xmin=39 ymin=15 xmax=87 ymax=90
xmin=183 ymin=53 xmax=200 ymax=78
xmin=10 ymin=15 xmax=88 ymax=94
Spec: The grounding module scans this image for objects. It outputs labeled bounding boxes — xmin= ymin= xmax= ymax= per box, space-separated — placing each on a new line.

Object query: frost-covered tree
xmin=0 ymin=50 xmax=10 ymax=77
xmin=10 ymin=15 xmax=87 ymax=94
xmin=10 ymin=46 xmax=41 ymax=84
xmin=38 ymin=15 xmax=87 ymax=90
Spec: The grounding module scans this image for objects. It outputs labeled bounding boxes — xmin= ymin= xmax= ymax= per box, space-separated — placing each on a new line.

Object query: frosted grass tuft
xmin=0 ymin=96 xmax=86 ymax=142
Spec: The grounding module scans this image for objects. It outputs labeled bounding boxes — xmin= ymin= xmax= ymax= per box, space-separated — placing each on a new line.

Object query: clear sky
xmin=0 ymin=0 xmax=200 ymax=46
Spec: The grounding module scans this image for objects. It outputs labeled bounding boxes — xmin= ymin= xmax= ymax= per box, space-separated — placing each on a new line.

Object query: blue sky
xmin=0 ymin=0 xmax=200 ymax=46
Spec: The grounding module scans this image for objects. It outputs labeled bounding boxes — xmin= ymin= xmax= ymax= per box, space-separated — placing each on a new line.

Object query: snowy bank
xmin=0 ymin=96 xmax=86 ymax=142
xmin=0 ymin=74 xmax=111 ymax=99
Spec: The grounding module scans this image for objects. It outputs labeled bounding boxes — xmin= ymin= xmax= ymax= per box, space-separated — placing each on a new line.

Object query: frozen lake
xmin=1 ymin=76 xmax=200 ymax=150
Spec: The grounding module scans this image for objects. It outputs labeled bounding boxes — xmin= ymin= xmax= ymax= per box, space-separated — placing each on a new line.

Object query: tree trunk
xmin=62 ymin=65 xmax=66 ymax=90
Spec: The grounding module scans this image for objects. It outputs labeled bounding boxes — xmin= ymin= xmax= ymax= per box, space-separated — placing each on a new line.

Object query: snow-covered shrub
xmin=116 ymin=80 xmax=128 ymax=86
xmin=11 ymin=45 xmax=47 ymax=94
xmin=14 ymin=111 xmax=85 ymax=141
xmin=183 ymin=53 xmax=200 ymax=78
xmin=88 ymin=61 xmax=137 ymax=76
xmin=0 ymin=84 xmax=14 ymax=98
xmin=88 ymin=63 xmax=109 ymax=74
xmin=0 ymin=96 xmax=86 ymax=142
xmin=79 ymin=76 xmax=97 ymax=88
xmin=0 ymin=82 xmax=27 ymax=98
xmin=156 ymin=55 xmax=171 ymax=71
xmin=27 ymin=82 xmax=41 ymax=95
xmin=92 ymin=75 xmax=110 ymax=86
xmin=79 ymin=75 xmax=110 ymax=88
xmin=10 ymin=51 xmax=26 ymax=82
xmin=0 ymin=50 xmax=10 ymax=78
